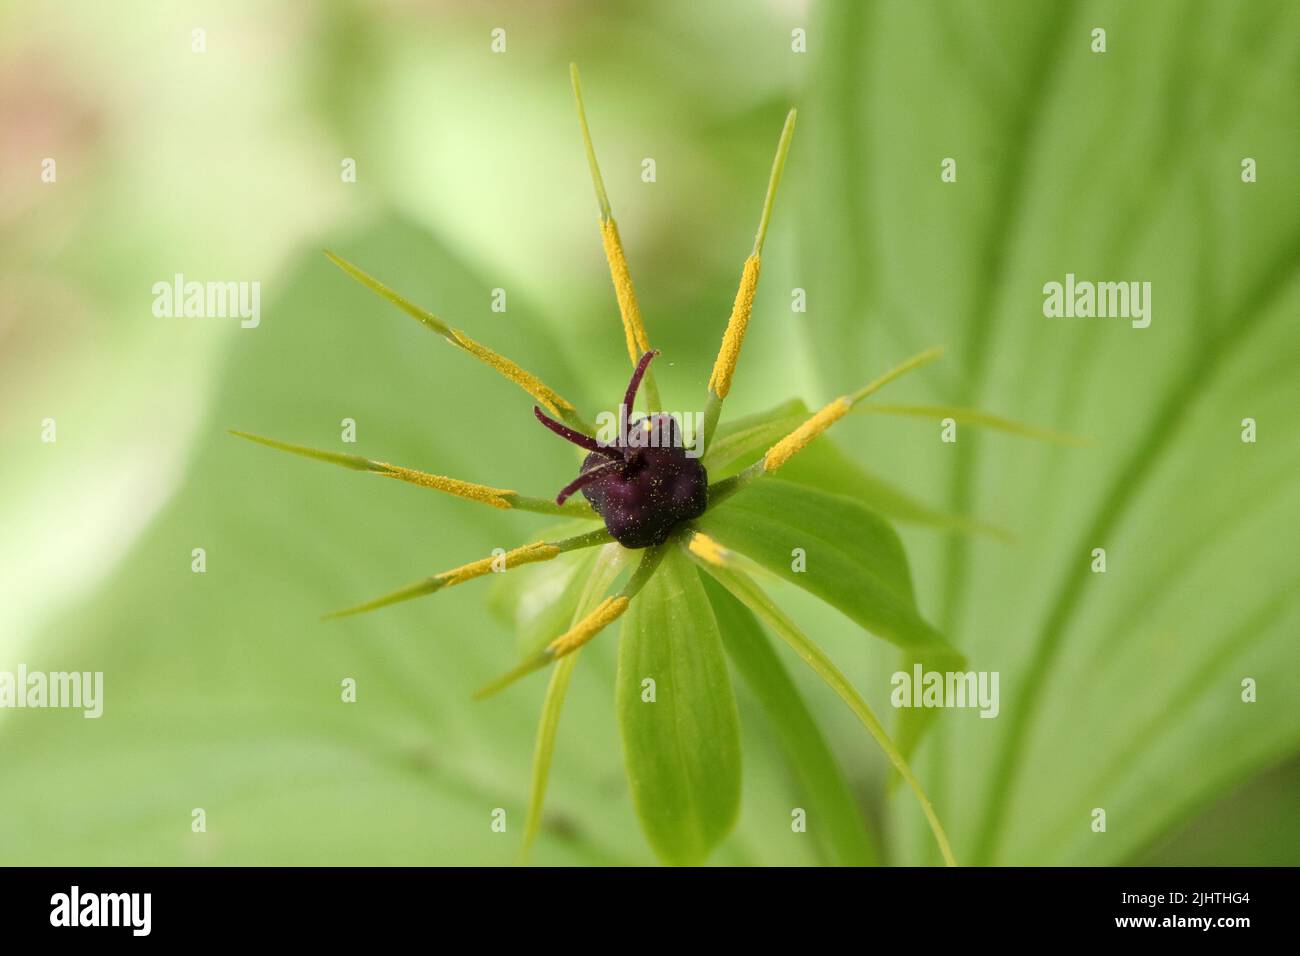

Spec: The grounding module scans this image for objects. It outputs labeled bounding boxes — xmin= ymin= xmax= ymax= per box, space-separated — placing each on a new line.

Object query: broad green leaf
xmin=1134 ymin=755 xmax=1300 ymax=867
xmin=696 ymin=559 xmax=956 ymax=866
xmin=695 ymin=479 xmax=958 ymax=659
xmin=805 ymin=0 xmax=1300 ymax=865
xmin=702 ymin=574 xmax=876 ymax=866
xmin=617 ymin=546 xmax=741 ymax=865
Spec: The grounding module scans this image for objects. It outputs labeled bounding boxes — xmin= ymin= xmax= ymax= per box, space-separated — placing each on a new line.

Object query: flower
xmin=230 ymin=65 xmax=1075 ymax=866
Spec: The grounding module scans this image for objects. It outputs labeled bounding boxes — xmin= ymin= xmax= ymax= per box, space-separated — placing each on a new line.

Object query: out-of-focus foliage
xmin=2 ymin=0 xmax=1296 ymax=865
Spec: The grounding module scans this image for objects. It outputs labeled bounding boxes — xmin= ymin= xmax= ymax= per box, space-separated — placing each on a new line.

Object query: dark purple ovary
xmin=533 ymin=351 xmax=708 ymax=548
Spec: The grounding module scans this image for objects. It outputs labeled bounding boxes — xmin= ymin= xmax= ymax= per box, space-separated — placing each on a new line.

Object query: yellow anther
xmin=600 ymin=218 xmax=652 ymax=364
xmin=763 ymin=397 xmax=852 ymax=473
xmin=324 ymin=531 xmax=611 ymax=623
xmin=379 ymin=464 xmax=515 ymax=509
xmin=547 ymin=595 xmax=630 ymax=658
xmin=325 ymin=251 xmax=582 ymax=423
xmin=687 ymin=532 xmax=729 ymax=567
xmin=707 ymin=254 xmax=761 ymax=398
xmin=448 ymin=330 xmax=575 ymax=419
xmin=439 ymin=542 xmax=562 ymax=587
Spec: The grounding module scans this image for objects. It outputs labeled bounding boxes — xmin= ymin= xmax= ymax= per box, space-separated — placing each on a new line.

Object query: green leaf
xmin=616 ymin=546 xmax=741 ymax=865
xmin=695 ymin=559 xmax=956 ymax=866
xmin=695 ymin=479 xmax=958 ymax=659
xmin=702 ymin=574 xmax=876 ymax=865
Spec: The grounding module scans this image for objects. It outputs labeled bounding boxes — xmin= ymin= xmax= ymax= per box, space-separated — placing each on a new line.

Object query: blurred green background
xmin=2 ymin=0 xmax=1297 ymax=865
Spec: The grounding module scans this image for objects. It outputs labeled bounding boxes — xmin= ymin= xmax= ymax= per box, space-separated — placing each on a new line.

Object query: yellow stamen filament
xmin=707 ymin=254 xmax=761 ymax=398
xmin=546 ymin=595 xmax=630 ymax=658
xmin=449 ymin=330 xmax=575 ymax=419
xmin=687 ymin=532 xmax=730 ymax=567
xmin=600 ymin=218 xmax=652 ymax=365
xmin=763 ymin=397 xmax=852 ymax=473
xmin=379 ymin=463 xmax=515 ymax=509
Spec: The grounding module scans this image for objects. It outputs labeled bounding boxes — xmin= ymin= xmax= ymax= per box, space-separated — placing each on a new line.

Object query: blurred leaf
xmin=1135 ymin=755 xmax=1300 ymax=866
xmin=703 ymin=574 xmax=876 ymax=865
xmin=616 ymin=546 xmax=741 ymax=865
